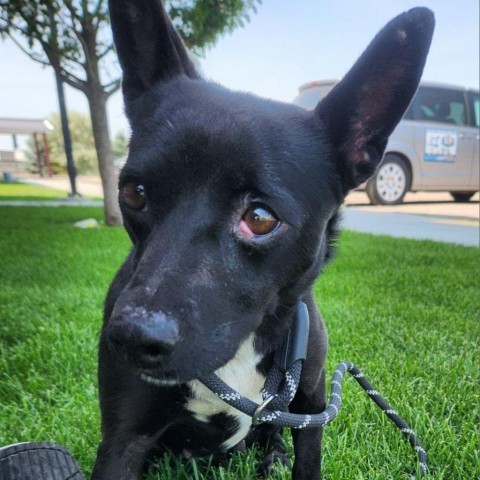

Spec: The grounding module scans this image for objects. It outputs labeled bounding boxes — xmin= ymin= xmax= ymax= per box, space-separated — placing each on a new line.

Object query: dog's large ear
xmin=108 ymin=0 xmax=199 ymax=99
xmin=315 ymin=8 xmax=434 ymax=192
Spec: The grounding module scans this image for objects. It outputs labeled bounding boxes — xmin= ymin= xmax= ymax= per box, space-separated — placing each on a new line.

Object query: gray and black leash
xmin=199 ymin=303 xmax=428 ymax=477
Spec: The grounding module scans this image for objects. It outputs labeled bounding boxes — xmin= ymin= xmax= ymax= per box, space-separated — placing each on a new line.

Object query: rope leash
xmin=199 ymin=301 xmax=427 ymax=478
xmin=200 ymin=360 xmax=427 ymax=477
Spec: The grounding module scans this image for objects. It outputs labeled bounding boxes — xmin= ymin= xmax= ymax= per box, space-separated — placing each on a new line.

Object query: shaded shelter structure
xmin=0 ymin=117 xmax=54 ymax=177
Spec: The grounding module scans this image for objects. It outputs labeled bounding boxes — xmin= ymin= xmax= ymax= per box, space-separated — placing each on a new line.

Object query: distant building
xmin=0 ymin=118 xmax=54 ymax=177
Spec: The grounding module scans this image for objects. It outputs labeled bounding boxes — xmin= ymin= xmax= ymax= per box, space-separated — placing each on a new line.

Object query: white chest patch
xmin=187 ymin=333 xmax=265 ymax=450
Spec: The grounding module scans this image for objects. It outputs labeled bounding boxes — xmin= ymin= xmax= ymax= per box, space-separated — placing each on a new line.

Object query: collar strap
xmin=274 ymin=301 xmax=310 ymax=372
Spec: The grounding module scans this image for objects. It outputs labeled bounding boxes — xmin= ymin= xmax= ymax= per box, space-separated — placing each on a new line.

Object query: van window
xmin=403 ymin=101 xmax=414 ymax=120
xmin=468 ymin=92 xmax=479 ymax=127
xmin=415 ymin=87 xmax=467 ymax=126
xmin=293 ymin=84 xmax=335 ymax=110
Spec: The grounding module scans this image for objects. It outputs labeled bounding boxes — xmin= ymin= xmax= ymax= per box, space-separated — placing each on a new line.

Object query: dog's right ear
xmin=109 ymin=0 xmax=198 ymax=99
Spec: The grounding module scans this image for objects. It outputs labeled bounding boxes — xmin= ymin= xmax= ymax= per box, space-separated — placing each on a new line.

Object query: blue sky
xmin=0 ymin=0 xmax=478 ymax=149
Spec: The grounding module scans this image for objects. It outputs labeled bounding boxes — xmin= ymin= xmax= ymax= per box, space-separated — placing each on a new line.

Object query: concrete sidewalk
xmin=19 ymin=175 xmax=104 ymax=198
xmin=0 ymin=199 xmax=103 ymax=207
xmin=345 ymin=191 xmax=479 ymax=220
xmin=342 ymin=209 xmax=479 ymax=247
xmin=343 ymin=191 xmax=479 ymax=247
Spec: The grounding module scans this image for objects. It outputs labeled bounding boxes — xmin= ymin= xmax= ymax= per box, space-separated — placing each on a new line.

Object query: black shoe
xmin=0 ymin=442 xmax=84 ymax=480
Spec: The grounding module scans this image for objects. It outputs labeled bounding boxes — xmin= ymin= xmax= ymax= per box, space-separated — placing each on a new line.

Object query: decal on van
xmin=424 ymin=129 xmax=458 ymax=163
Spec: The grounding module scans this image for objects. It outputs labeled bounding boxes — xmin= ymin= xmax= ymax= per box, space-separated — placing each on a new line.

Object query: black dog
xmin=93 ymin=2 xmax=434 ymax=479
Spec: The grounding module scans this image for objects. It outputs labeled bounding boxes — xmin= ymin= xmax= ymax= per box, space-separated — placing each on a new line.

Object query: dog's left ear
xmin=108 ymin=0 xmax=199 ymax=100
xmin=315 ymin=8 xmax=434 ymax=192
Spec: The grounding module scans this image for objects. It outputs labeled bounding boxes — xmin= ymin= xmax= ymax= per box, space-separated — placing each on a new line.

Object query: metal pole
xmin=33 ymin=133 xmax=42 ymax=177
xmin=54 ymin=71 xmax=79 ymax=196
xmin=42 ymin=133 xmax=53 ymax=177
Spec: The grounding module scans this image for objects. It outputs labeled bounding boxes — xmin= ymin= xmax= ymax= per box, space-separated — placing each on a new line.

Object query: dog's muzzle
xmin=107 ymin=305 xmax=180 ymax=370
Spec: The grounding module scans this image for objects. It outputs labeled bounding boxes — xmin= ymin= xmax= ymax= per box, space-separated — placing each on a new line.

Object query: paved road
xmin=342 ymin=209 xmax=478 ymax=247
xmin=345 ymin=191 xmax=479 ymax=219
xmin=11 ymin=176 xmax=480 ymax=247
xmin=343 ymin=191 xmax=479 ymax=247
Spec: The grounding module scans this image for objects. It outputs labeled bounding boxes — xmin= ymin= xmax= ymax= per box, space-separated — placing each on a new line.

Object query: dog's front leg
xmin=291 ymin=427 xmax=323 ymax=480
xmin=248 ymin=423 xmax=291 ymax=477
xmin=92 ymin=434 xmax=155 ymax=480
xmin=93 ymin=339 xmax=170 ymax=480
xmin=92 ymin=394 xmax=166 ymax=480
xmin=286 ymin=299 xmax=328 ymax=479
xmin=290 ymin=369 xmax=326 ymax=480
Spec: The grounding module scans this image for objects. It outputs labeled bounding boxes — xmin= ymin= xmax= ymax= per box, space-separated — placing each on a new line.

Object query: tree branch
xmin=97 ymin=43 xmax=114 ymax=59
xmin=0 ymin=16 xmax=43 ymax=44
xmin=7 ymin=4 xmax=48 ymax=45
xmin=41 ymin=40 xmax=88 ymax=92
xmin=5 ymin=33 xmax=50 ymax=67
xmin=56 ymin=10 xmax=89 ymax=61
xmin=91 ymin=0 xmax=108 ymax=29
xmin=92 ymin=0 xmax=106 ymax=19
xmin=59 ymin=67 xmax=88 ymax=92
xmin=62 ymin=0 xmax=83 ymax=25
xmin=104 ymin=78 xmax=121 ymax=97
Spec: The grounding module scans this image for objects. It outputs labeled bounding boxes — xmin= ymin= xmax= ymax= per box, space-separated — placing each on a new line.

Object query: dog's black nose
xmin=107 ymin=307 xmax=180 ymax=369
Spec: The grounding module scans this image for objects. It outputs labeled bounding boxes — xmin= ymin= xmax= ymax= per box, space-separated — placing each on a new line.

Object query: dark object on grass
xmin=0 ymin=442 xmax=84 ymax=479
xmin=3 ymin=172 xmax=15 ymax=183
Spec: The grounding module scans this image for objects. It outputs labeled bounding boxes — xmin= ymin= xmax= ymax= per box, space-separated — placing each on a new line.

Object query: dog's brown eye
xmin=241 ymin=205 xmax=279 ymax=237
xmin=122 ymin=182 xmax=146 ymax=210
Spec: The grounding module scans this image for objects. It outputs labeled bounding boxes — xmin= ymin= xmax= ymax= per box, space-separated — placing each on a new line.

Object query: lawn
xmin=0 ymin=179 xmax=69 ymax=201
xmin=0 ymin=206 xmax=478 ymax=479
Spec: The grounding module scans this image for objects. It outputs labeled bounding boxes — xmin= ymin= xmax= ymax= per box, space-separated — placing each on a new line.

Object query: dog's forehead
xmin=124 ymin=77 xmax=340 ymax=211
xmin=129 ymin=77 xmax=309 ymax=152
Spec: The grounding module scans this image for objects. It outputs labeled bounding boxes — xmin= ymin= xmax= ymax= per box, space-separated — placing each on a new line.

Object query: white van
xmin=294 ymin=81 xmax=480 ymax=205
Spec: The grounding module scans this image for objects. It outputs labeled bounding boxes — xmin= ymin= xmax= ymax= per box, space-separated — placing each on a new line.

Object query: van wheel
xmin=450 ymin=191 xmax=476 ymax=202
xmin=366 ymin=155 xmax=411 ymax=205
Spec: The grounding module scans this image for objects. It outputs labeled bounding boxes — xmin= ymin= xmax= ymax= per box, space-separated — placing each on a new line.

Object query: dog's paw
xmin=258 ymin=449 xmax=291 ymax=478
xmin=210 ymin=451 xmax=230 ymax=469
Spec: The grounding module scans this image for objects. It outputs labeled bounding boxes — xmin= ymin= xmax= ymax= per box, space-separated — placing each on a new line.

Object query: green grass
xmin=0 ymin=206 xmax=478 ymax=479
xmin=0 ymin=179 xmax=69 ymax=200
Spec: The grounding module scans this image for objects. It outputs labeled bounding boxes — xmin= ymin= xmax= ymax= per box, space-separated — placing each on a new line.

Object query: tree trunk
xmin=81 ymin=24 xmax=122 ymax=227
xmin=86 ymin=85 xmax=122 ymax=226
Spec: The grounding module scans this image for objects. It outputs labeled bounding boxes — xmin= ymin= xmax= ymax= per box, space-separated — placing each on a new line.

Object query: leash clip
xmin=252 ymin=395 xmax=275 ymax=426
